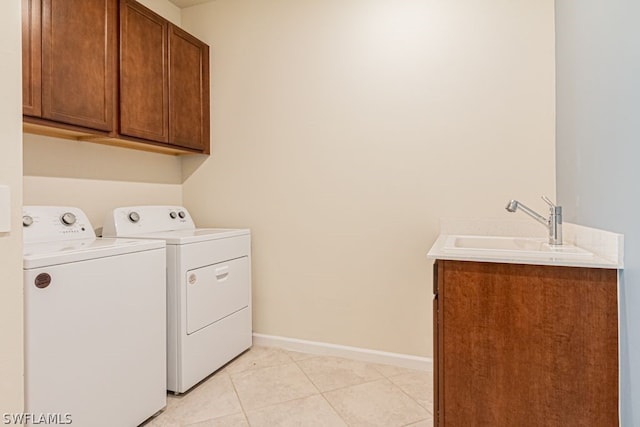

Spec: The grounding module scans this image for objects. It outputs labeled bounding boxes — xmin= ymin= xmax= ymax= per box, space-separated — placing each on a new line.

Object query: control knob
xmin=178 ymin=211 xmax=186 ymax=219
xmin=169 ymin=211 xmax=177 ymax=219
xmin=128 ymin=212 xmax=140 ymax=223
xmin=61 ymin=212 xmax=76 ymax=226
xmin=23 ymin=215 xmax=34 ymax=227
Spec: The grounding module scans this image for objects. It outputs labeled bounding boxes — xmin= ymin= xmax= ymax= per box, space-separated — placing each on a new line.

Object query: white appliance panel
xmin=179 ymin=308 xmax=252 ymax=392
xmin=103 ymin=205 xmax=253 ymax=394
xmin=102 ymin=205 xmax=195 ymax=236
xmin=24 ymin=249 xmax=166 ymax=427
xmin=170 ymin=235 xmax=253 ymax=393
xmin=104 ymin=228 xmax=249 ymax=245
xmin=23 ymin=206 xmax=95 ymax=243
xmin=178 ymin=235 xmax=251 ymax=269
xmin=23 ymin=238 xmax=163 ymax=269
xmin=186 ymin=256 xmax=250 ymax=334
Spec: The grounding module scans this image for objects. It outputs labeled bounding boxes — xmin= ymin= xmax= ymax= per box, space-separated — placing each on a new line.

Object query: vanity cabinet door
xmin=433 ymin=261 xmax=441 ymax=424
xmin=434 ymin=260 xmax=618 ymax=426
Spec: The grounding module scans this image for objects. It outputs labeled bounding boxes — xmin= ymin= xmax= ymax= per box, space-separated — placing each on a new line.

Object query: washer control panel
xmin=103 ymin=205 xmax=195 ymax=236
xmin=23 ymin=206 xmax=96 ymax=244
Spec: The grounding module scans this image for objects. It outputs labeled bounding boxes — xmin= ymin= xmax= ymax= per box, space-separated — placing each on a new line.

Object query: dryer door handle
xmin=215 ymin=266 xmax=230 ymax=281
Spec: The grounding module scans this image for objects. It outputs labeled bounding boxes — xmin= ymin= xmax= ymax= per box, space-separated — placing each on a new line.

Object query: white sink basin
xmin=443 ymin=235 xmax=593 ymax=260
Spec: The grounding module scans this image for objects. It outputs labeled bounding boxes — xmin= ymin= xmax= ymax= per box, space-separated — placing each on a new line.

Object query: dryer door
xmin=186 ymin=256 xmax=250 ymax=334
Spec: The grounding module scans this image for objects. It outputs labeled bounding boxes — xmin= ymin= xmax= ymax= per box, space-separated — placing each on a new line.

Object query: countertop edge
xmin=427 ymin=222 xmax=624 ymax=269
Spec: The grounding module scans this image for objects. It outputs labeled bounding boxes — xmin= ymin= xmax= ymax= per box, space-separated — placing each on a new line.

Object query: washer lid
xmin=23 ymin=238 xmax=165 ymax=269
xmin=115 ymin=228 xmax=250 ymax=245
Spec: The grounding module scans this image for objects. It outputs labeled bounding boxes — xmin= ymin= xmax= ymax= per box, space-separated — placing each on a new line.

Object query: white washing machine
xmin=22 ymin=206 xmax=167 ymax=427
xmin=102 ymin=205 xmax=252 ymax=393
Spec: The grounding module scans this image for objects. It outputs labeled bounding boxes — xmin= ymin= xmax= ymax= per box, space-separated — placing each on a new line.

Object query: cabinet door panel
xmin=41 ymin=0 xmax=116 ymax=131
xmin=433 ymin=261 xmax=442 ymax=425
xmin=119 ymin=0 xmax=168 ymax=143
xmin=438 ymin=261 xmax=618 ymax=426
xmin=169 ymin=24 xmax=210 ymax=152
xmin=22 ymin=0 xmax=41 ymax=117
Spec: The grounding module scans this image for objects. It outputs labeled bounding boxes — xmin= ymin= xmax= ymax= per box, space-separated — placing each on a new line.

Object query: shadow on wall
xmin=618 ymin=273 xmax=634 ymax=423
xmin=181 ymin=152 xmax=208 ymax=182
xmin=23 ymin=133 xmax=184 ymax=185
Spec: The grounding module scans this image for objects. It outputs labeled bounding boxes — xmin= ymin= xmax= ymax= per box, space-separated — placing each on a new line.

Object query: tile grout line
xmin=290 ymin=351 xmax=428 ymax=426
xmin=293 ymin=350 xmax=394 ymax=394
xmin=225 ymin=346 xmax=296 ymax=376
xmin=223 ymin=349 xmax=300 ymax=418
xmin=385 ymin=375 xmax=434 ymax=417
xmin=229 ymin=355 xmax=318 ymax=414
xmin=168 ymin=347 xmax=432 ymax=427
xmin=226 ymin=369 xmax=253 ymax=426
xmin=292 ymin=353 xmax=353 ymax=426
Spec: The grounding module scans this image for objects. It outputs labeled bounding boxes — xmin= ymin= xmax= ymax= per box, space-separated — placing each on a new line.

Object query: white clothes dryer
xmin=22 ymin=206 xmax=167 ymax=427
xmin=103 ymin=206 xmax=252 ymax=393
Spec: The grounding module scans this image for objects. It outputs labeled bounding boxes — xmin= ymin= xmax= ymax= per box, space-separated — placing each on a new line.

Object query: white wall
xmin=181 ymin=0 xmax=556 ymax=357
xmin=0 ymin=0 xmax=24 ymax=415
xmin=23 ymin=0 xmax=184 ymax=229
xmin=555 ymin=1 xmax=640 ymax=424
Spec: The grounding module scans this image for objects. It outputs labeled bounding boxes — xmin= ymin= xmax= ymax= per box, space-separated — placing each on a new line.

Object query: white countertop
xmin=427 ymin=219 xmax=624 ymax=269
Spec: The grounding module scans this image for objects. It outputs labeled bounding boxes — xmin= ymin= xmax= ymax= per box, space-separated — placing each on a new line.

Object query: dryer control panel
xmin=23 ymin=206 xmax=96 ymax=244
xmin=103 ymin=205 xmax=196 ymax=236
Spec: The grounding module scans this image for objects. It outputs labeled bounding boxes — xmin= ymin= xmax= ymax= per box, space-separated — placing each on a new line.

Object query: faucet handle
xmin=541 ymin=195 xmax=557 ymax=208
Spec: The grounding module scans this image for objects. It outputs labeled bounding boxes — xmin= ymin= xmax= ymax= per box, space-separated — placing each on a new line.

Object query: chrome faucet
xmin=505 ymin=196 xmax=563 ymax=245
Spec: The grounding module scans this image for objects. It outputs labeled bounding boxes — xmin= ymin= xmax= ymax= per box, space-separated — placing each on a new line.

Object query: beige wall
xmin=138 ymin=0 xmax=181 ymax=26
xmin=23 ymin=135 xmax=183 ymax=227
xmin=0 ymin=0 xmax=24 ymax=414
xmin=23 ymin=0 xmax=183 ymax=229
xmin=181 ymin=0 xmax=556 ymax=357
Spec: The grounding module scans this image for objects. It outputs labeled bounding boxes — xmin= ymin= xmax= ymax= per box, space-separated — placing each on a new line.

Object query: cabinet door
xmin=437 ymin=260 xmax=618 ymax=426
xmin=169 ymin=24 xmax=210 ymax=152
xmin=22 ymin=0 xmax=41 ymax=117
xmin=41 ymin=0 xmax=116 ymax=131
xmin=433 ymin=261 xmax=441 ymax=425
xmin=119 ymin=0 xmax=169 ymax=143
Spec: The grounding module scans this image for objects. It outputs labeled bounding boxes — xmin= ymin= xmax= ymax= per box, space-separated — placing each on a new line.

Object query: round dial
xmin=61 ymin=212 xmax=76 ymax=226
xmin=178 ymin=211 xmax=186 ymax=219
xmin=23 ymin=215 xmax=34 ymax=227
xmin=128 ymin=212 xmax=140 ymax=223
xmin=169 ymin=211 xmax=177 ymax=219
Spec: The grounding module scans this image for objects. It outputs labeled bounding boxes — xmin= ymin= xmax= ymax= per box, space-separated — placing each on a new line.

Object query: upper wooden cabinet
xmin=119 ymin=0 xmax=169 ymax=143
xmin=22 ymin=0 xmax=41 ymax=117
xmin=21 ymin=0 xmax=210 ymax=155
xmin=119 ymin=0 xmax=210 ymax=153
xmin=169 ymin=25 xmax=210 ymax=152
xmin=23 ymin=0 xmax=117 ymax=133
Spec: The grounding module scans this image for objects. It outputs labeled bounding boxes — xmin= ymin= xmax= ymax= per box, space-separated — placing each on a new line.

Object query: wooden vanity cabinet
xmin=22 ymin=0 xmax=117 ymax=133
xmin=433 ymin=260 xmax=618 ymax=426
xmin=120 ymin=0 xmax=209 ymax=153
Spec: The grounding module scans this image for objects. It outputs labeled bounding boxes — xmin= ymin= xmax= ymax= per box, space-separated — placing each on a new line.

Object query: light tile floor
xmin=143 ymin=346 xmax=434 ymax=427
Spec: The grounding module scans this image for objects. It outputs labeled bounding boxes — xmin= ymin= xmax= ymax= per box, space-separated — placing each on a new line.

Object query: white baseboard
xmin=252 ymin=333 xmax=433 ymax=372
